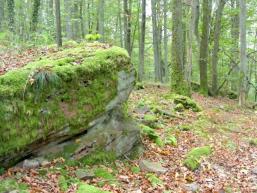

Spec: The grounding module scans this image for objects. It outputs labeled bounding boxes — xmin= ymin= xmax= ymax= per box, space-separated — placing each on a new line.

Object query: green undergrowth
xmin=80 ymin=151 xmax=117 ymax=166
xmin=76 ymin=183 xmax=112 ymax=193
xmin=140 ymin=124 xmax=164 ymax=147
xmin=0 ymin=178 xmax=29 ymax=193
xmin=249 ymin=138 xmax=257 ymax=146
xmin=146 ymin=173 xmax=163 ymax=188
xmin=0 ymin=42 xmax=132 ymax=167
xmin=184 ymin=146 xmax=212 ymax=171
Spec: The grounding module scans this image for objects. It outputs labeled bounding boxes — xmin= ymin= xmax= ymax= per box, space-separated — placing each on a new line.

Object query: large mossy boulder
xmin=0 ymin=43 xmax=140 ymax=168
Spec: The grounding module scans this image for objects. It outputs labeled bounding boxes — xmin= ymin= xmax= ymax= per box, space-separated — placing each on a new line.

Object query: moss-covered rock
xmin=172 ymin=95 xmax=201 ymax=112
xmin=184 ymin=146 xmax=212 ymax=171
xmin=0 ymin=178 xmax=28 ymax=193
xmin=0 ymin=42 xmax=138 ymax=168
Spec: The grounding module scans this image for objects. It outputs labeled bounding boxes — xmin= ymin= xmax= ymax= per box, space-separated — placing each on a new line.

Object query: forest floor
xmin=1 ymin=84 xmax=257 ymax=193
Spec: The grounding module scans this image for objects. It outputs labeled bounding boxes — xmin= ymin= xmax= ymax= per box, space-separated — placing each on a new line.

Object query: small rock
xmin=184 ymin=183 xmax=199 ymax=192
xmin=139 ymin=160 xmax=167 ymax=174
xmin=251 ymin=167 xmax=257 ymax=175
xmin=7 ymin=190 xmax=19 ymax=193
xmin=35 ymin=157 xmax=50 ymax=167
xmin=75 ymin=169 xmax=95 ymax=180
xmin=21 ymin=159 xmax=40 ymax=169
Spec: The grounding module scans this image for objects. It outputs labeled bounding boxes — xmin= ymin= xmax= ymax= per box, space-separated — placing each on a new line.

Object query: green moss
xmin=146 ymin=173 xmax=163 ymax=188
xmin=131 ymin=166 xmax=140 ymax=174
xmin=76 ymin=183 xmax=111 ymax=193
xmin=179 ymin=124 xmax=191 ymax=131
xmin=165 ymin=135 xmax=177 ymax=146
xmin=94 ymin=168 xmax=115 ymax=180
xmin=249 ymin=138 xmax=257 ymax=146
xmin=0 ymin=178 xmax=28 ymax=193
xmin=174 ymin=103 xmax=184 ymax=112
xmin=184 ymin=146 xmax=212 ymax=171
xmin=0 ymin=43 xmax=131 ymax=167
xmin=140 ymin=124 xmax=159 ymax=140
xmin=80 ymin=151 xmax=116 ymax=165
xmin=58 ymin=175 xmax=69 ymax=192
xmin=171 ymin=94 xmax=201 ymax=112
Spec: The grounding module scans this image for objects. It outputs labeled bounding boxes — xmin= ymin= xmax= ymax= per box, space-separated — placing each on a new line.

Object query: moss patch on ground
xmin=0 ymin=178 xmax=29 ymax=193
xmin=184 ymin=146 xmax=212 ymax=171
xmin=0 ymin=42 xmax=132 ymax=167
xmin=76 ymin=183 xmax=111 ymax=193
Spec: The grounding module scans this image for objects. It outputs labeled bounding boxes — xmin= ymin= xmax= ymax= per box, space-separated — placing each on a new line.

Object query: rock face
xmin=0 ymin=43 xmax=140 ymax=168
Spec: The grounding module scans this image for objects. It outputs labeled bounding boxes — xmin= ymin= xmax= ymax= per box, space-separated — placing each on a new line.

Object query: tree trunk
xmin=31 ymin=0 xmax=41 ymax=32
xmin=239 ymin=0 xmax=247 ymax=106
xmin=151 ymin=0 xmax=161 ymax=82
xmin=171 ymin=0 xmax=190 ymax=96
xmin=55 ymin=0 xmax=62 ymax=47
xmin=230 ymin=0 xmax=240 ymax=92
xmin=138 ymin=0 xmax=146 ymax=82
xmin=98 ymin=0 xmax=105 ymax=41
xmin=79 ymin=0 xmax=85 ymax=39
xmin=211 ymin=0 xmax=225 ymax=96
xmin=163 ymin=0 xmax=169 ymax=82
xmin=7 ymin=0 xmax=15 ymax=32
xmin=123 ymin=0 xmax=132 ymax=55
xmin=118 ymin=0 xmax=123 ymax=47
xmin=199 ymin=0 xmax=211 ymax=95
xmin=0 ymin=0 xmax=4 ymax=32
xmin=64 ymin=0 xmax=72 ymax=39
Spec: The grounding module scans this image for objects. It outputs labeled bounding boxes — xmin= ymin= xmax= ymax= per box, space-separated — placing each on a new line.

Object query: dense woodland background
xmin=0 ymin=0 xmax=257 ymax=105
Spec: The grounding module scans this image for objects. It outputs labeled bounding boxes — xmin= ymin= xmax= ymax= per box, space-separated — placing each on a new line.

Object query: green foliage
xmin=76 ymin=183 xmax=111 ymax=193
xmin=165 ymin=135 xmax=177 ymax=146
xmin=184 ymin=146 xmax=212 ymax=171
xmin=85 ymin=34 xmax=102 ymax=41
xmin=146 ymin=173 xmax=163 ymax=188
xmin=131 ymin=166 xmax=140 ymax=174
xmin=58 ymin=175 xmax=69 ymax=192
xmin=94 ymin=168 xmax=115 ymax=180
xmin=0 ymin=178 xmax=28 ymax=193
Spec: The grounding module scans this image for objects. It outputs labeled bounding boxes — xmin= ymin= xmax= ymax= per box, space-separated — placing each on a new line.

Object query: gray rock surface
xmin=139 ymin=160 xmax=167 ymax=174
xmin=184 ymin=183 xmax=199 ymax=192
xmin=75 ymin=169 xmax=95 ymax=180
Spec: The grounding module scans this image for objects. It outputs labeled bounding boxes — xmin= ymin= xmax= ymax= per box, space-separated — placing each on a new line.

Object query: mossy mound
xmin=184 ymin=146 xmax=212 ymax=171
xmin=0 ymin=178 xmax=28 ymax=193
xmin=173 ymin=95 xmax=201 ymax=112
xmin=0 ymin=42 xmax=132 ymax=167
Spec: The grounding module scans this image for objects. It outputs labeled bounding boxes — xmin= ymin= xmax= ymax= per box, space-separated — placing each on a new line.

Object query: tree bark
xmin=31 ymin=0 xmax=41 ymax=32
xmin=98 ymin=0 xmax=105 ymax=41
xmin=239 ymin=0 xmax=247 ymax=106
xmin=151 ymin=0 xmax=161 ymax=82
xmin=0 ymin=0 xmax=4 ymax=32
xmin=171 ymin=0 xmax=190 ymax=96
xmin=123 ymin=0 xmax=132 ymax=55
xmin=55 ymin=0 xmax=62 ymax=47
xmin=163 ymin=0 xmax=169 ymax=82
xmin=199 ymin=0 xmax=212 ymax=95
xmin=211 ymin=0 xmax=225 ymax=96
xmin=7 ymin=0 xmax=15 ymax=32
xmin=138 ymin=0 xmax=146 ymax=81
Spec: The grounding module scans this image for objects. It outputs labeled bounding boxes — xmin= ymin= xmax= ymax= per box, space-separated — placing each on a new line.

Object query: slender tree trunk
xmin=211 ymin=0 xmax=225 ymax=96
xmin=199 ymin=0 xmax=211 ymax=95
xmin=55 ymin=0 xmax=62 ymax=47
xmin=138 ymin=0 xmax=146 ymax=82
xmin=171 ymin=0 xmax=190 ymax=96
xmin=98 ymin=0 xmax=105 ymax=41
xmin=231 ymin=0 xmax=240 ymax=92
xmin=80 ymin=0 xmax=85 ymax=39
xmin=192 ymin=0 xmax=200 ymax=45
xmin=7 ymin=0 xmax=15 ymax=32
xmin=151 ymin=0 xmax=161 ymax=82
xmin=163 ymin=0 xmax=169 ymax=82
xmin=64 ymin=0 xmax=72 ymax=39
xmin=0 ymin=0 xmax=4 ymax=32
xmin=118 ymin=0 xmax=123 ymax=47
xmin=123 ymin=0 xmax=132 ymax=55
xmin=239 ymin=0 xmax=247 ymax=106
xmin=31 ymin=0 xmax=41 ymax=32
